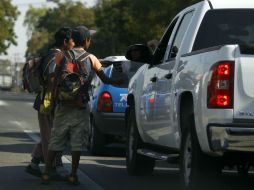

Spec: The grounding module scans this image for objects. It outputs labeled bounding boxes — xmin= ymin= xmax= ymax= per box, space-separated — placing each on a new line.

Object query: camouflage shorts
xmin=48 ymin=104 xmax=89 ymax=151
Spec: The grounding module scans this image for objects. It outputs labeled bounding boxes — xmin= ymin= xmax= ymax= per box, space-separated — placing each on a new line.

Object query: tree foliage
xmin=25 ymin=1 xmax=95 ymax=57
xmin=25 ymin=0 xmax=201 ymax=57
xmin=26 ymin=30 xmax=50 ymax=57
xmin=0 ymin=0 xmax=19 ymax=55
xmin=23 ymin=6 xmax=48 ymax=38
xmin=93 ymin=0 xmax=200 ymax=57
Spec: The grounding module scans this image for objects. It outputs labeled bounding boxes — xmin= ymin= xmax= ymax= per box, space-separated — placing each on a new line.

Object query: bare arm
xmin=89 ymin=54 xmax=123 ymax=85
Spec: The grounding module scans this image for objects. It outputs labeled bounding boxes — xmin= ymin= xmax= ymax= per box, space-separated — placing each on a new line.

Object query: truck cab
xmin=125 ymin=0 xmax=254 ymax=189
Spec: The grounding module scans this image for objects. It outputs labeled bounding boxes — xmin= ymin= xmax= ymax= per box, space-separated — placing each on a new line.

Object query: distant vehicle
xmin=87 ymin=56 xmax=144 ymax=155
xmin=0 ymin=74 xmax=12 ymax=90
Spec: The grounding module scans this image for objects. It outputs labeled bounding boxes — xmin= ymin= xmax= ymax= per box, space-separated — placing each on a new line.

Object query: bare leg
xmin=71 ymin=151 xmax=81 ymax=176
xmin=44 ymin=150 xmax=57 ymax=174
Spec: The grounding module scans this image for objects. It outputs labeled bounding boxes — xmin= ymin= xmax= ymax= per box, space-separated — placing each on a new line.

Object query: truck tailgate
xmin=234 ymin=53 xmax=254 ymax=121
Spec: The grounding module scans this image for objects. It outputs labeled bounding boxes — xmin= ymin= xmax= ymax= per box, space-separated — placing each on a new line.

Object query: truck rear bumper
xmin=208 ymin=124 xmax=254 ymax=152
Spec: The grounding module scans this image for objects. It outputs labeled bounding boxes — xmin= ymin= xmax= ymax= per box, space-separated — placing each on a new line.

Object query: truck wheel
xmin=88 ymin=119 xmax=105 ymax=155
xmin=180 ymin=115 xmax=221 ymax=190
xmin=126 ymin=105 xmax=155 ymax=175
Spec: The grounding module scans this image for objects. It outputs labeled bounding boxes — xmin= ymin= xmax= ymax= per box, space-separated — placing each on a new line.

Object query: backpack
xmin=58 ymin=50 xmax=91 ymax=102
xmin=22 ymin=49 xmax=60 ymax=93
xmin=22 ymin=57 xmax=42 ymax=93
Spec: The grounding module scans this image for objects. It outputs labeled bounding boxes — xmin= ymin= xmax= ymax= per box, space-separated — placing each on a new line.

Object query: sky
xmin=2 ymin=0 xmax=97 ymax=63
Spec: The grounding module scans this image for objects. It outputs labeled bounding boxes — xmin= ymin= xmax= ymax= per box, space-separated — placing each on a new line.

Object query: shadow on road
xmin=0 ymin=91 xmax=35 ymax=102
xmin=0 ymin=131 xmax=39 ymax=140
xmin=80 ymin=145 xmax=254 ymax=190
xmin=0 ymin=165 xmax=85 ymax=190
xmin=0 ymin=132 xmax=39 ymax=154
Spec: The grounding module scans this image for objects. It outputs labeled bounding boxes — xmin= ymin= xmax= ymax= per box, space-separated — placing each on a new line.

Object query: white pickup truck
xmin=125 ymin=0 xmax=254 ymax=189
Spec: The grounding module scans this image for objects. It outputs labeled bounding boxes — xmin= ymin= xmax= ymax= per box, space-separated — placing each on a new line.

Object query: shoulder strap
xmin=79 ymin=53 xmax=91 ymax=81
xmin=62 ymin=49 xmax=90 ymax=62
xmin=42 ymin=49 xmax=61 ymax=76
xmin=77 ymin=52 xmax=90 ymax=62
xmin=64 ymin=50 xmax=75 ymax=61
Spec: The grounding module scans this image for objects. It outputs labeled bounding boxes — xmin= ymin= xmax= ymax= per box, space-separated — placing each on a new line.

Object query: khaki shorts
xmin=48 ymin=104 xmax=89 ymax=151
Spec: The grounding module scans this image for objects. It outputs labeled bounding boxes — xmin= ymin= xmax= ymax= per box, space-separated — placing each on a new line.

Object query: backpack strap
xmin=64 ymin=49 xmax=90 ymax=63
xmin=77 ymin=52 xmax=90 ymax=80
xmin=65 ymin=49 xmax=75 ymax=62
xmin=42 ymin=49 xmax=61 ymax=77
xmin=77 ymin=51 xmax=90 ymax=62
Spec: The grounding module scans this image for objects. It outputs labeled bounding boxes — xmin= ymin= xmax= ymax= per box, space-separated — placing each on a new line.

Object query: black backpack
xmin=58 ymin=50 xmax=91 ymax=101
xmin=22 ymin=49 xmax=60 ymax=93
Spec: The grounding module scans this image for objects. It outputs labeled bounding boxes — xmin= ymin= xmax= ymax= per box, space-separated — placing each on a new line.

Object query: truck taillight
xmin=207 ymin=61 xmax=234 ymax=108
xmin=97 ymin=92 xmax=113 ymax=112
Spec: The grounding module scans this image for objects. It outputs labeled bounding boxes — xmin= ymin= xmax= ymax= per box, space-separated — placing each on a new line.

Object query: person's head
xmin=72 ymin=26 xmax=96 ymax=50
xmin=130 ymin=50 xmax=142 ymax=61
xmin=54 ymin=27 xmax=75 ymax=50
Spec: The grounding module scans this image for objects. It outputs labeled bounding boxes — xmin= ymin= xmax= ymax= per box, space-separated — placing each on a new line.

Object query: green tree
xmin=25 ymin=0 xmax=201 ymax=57
xmin=94 ymin=0 xmax=200 ymax=57
xmin=26 ymin=30 xmax=50 ymax=57
xmin=23 ymin=6 xmax=48 ymax=38
xmin=25 ymin=1 xmax=96 ymax=57
xmin=0 ymin=0 xmax=19 ymax=55
xmin=24 ymin=6 xmax=49 ymax=57
xmin=93 ymin=0 xmax=129 ymax=56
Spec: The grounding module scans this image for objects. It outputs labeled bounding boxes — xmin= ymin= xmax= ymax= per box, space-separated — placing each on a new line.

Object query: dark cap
xmin=72 ymin=26 xmax=96 ymax=45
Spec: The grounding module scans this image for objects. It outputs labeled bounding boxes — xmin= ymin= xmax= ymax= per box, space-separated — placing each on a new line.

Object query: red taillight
xmin=149 ymin=98 xmax=155 ymax=104
xmin=207 ymin=61 xmax=234 ymax=108
xmin=97 ymin=92 xmax=113 ymax=112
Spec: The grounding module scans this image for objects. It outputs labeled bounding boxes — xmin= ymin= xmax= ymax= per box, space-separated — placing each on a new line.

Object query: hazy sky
xmin=2 ymin=0 xmax=96 ymax=62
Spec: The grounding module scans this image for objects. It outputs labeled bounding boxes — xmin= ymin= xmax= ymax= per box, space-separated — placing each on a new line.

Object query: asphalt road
xmin=0 ymin=90 xmax=254 ymax=190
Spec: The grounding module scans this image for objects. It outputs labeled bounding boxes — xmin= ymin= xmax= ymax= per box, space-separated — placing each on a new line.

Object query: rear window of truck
xmin=193 ymin=9 xmax=254 ymax=51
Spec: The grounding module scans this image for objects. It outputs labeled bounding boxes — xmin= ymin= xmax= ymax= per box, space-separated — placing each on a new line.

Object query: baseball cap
xmin=72 ymin=26 xmax=96 ymax=45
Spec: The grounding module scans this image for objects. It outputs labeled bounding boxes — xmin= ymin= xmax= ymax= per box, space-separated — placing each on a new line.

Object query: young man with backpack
xmin=41 ymin=25 xmax=123 ymax=185
xmin=25 ymin=27 xmax=75 ymax=178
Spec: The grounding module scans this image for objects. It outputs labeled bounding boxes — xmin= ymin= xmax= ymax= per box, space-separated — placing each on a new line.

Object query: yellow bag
xmin=39 ymin=90 xmax=54 ymax=115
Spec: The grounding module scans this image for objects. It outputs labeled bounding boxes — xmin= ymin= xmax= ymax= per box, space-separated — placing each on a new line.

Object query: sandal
xmin=68 ymin=175 xmax=80 ymax=186
xmin=50 ymin=168 xmax=68 ymax=181
xmin=41 ymin=173 xmax=50 ymax=184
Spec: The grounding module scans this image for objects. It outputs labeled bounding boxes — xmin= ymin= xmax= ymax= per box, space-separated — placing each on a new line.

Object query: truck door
xmin=152 ymin=11 xmax=194 ymax=147
xmin=141 ymin=17 xmax=179 ymax=144
xmin=141 ymin=65 xmax=158 ymax=123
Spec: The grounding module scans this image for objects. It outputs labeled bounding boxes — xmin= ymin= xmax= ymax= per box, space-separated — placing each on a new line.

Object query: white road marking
xmin=10 ymin=120 xmax=104 ymax=190
xmin=26 ymin=102 xmax=34 ymax=106
xmin=223 ymin=169 xmax=254 ymax=174
xmin=0 ymin=100 xmax=8 ymax=106
xmin=80 ymin=158 xmax=178 ymax=171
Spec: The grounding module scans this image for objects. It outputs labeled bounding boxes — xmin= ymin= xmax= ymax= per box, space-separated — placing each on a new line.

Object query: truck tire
xmin=126 ymin=105 xmax=155 ymax=175
xmin=88 ymin=118 xmax=105 ymax=155
xmin=180 ymin=114 xmax=221 ymax=190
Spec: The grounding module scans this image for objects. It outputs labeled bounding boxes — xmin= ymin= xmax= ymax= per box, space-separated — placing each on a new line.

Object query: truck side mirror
xmin=170 ymin=46 xmax=179 ymax=58
xmin=125 ymin=44 xmax=152 ymax=63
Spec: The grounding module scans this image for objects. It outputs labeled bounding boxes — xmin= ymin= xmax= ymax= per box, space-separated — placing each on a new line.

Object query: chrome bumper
xmin=208 ymin=125 xmax=254 ymax=152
